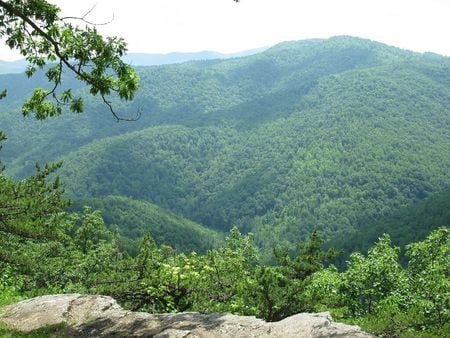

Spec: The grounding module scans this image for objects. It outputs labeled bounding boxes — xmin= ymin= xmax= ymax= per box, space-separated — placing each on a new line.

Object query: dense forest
xmin=2 ymin=36 xmax=450 ymax=257
xmin=1 ymin=36 xmax=449 ymax=337
xmin=71 ymin=195 xmax=221 ymax=256
xmin=329 ymin=186 xmax=450 ymax=266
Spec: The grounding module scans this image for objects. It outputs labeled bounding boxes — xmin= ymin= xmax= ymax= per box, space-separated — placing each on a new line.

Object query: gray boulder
xmin=0 ymin=294 xmax=374 ymax=337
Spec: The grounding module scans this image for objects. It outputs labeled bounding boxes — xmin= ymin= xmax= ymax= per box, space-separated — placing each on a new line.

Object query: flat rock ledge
xmin=0 ymin=294 xmax=374 ymax=337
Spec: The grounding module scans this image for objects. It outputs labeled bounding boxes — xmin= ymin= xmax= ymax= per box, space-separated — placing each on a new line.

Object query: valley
xmin=1 ymin=36 xmax=450 ymax=258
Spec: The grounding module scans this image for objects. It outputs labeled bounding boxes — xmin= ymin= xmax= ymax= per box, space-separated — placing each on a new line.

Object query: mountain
xmin=1 ymin=36 xmax=450 ymax=258
xmin=122 ymin=48 xmax=267 ymax=66
xmin=0 ymin=59 xmax=28 ymax=74
xmin=0 ymin=48 xmax=267 ymax=74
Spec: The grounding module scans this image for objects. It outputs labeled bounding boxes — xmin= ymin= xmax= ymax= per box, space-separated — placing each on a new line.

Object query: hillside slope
xmin=3 ymin=35 xmax=442 ymax=176
xmin=71 ymin=195 xmax=221 ymax=255
xmin=2 ymin=36 xmax=450 ymax=256
xmin=329 ymin=186 xmax=450 ymax=266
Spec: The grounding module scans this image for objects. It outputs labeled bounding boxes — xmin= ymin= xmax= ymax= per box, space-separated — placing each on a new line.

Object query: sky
xmin=1 ymin=0 xmax=450 ymax=60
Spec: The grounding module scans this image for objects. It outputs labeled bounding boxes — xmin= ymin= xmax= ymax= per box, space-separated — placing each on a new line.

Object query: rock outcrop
xmin=0 ymin=294 xmax=374 ymax=337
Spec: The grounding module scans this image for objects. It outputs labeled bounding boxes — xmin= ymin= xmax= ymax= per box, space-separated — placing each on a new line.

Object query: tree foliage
xmin=2 ymin=192 xmax=447 ymax=338
xmin=0 ymin=158 xmax=68 ymax=246
xmin=0 ymin=0 xmax=139 ymax=120
xmin=305 ymin=229 xmax=450 ymax=337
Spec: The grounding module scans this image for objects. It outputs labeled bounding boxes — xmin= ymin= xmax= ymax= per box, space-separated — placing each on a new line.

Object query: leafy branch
xmin=0 ymin=0 xmax=140 ymax=121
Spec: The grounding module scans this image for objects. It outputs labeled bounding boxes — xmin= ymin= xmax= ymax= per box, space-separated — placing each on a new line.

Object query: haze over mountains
xmin=1 ymin=36 xmax=450 ymax=258
xmin=0 ymin=59 xmax=29 ymax=74
xmin=0 ymin=48 xmax=267 ymax=74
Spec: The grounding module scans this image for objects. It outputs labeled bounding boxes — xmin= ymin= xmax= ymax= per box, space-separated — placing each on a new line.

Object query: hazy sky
xmin=1 ymin=0 xmax=450 ymax=60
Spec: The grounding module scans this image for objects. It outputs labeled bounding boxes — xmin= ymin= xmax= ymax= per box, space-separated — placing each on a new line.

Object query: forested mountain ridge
xmin=1 ymin=35 xmax=450 ymax=257
xmin=3 ymin=35 xmax=449 ymax=176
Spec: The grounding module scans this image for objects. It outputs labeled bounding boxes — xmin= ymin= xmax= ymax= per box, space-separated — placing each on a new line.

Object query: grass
xmin=0 ymin=287 xmax=23 ymax=308
xmin=0 ymin=323 xmax=67 ymax=338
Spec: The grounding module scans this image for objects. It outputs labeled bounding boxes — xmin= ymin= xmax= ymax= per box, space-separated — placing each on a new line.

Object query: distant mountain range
xmin=0 ymin=59 xmax=29 ymax=74
xmin=122 ymin=48 xmax=268 ymax=66
xmin=0 ymin=48 xmax=267 ymax=74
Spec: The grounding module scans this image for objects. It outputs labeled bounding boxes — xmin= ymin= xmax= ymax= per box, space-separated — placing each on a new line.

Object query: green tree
xmin=252 ymin=230 xmax=338 ymax=321
xmin=406 ymin=227 xmax=449 ymax=329
xmin=190 ymin=226 xmax=258 ymax=314
xmin=275 ymin=230 xmax=338 ymax=280
xmin=0 ymin=160 xmax=68 ymax=246
xmin=306 ymin=228 xmax=449 ymax=337
xmin=73 ymin=206 xmax=111 ymax=254
xmin=341 ymin=235 xmax=408 ymax=317
xmin=0 ymin=0 xmax=139 ymax=120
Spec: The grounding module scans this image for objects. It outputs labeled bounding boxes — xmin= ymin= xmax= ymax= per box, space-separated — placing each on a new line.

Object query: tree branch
xmin=61 ymin=4 xmax=115 ymax=26
xmin=0 ymin=0 xmax=140 ymax=121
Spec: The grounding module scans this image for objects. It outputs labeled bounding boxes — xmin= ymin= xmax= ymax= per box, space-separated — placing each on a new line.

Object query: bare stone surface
xmin=0 ymin=294 xmax=374 ymax=337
